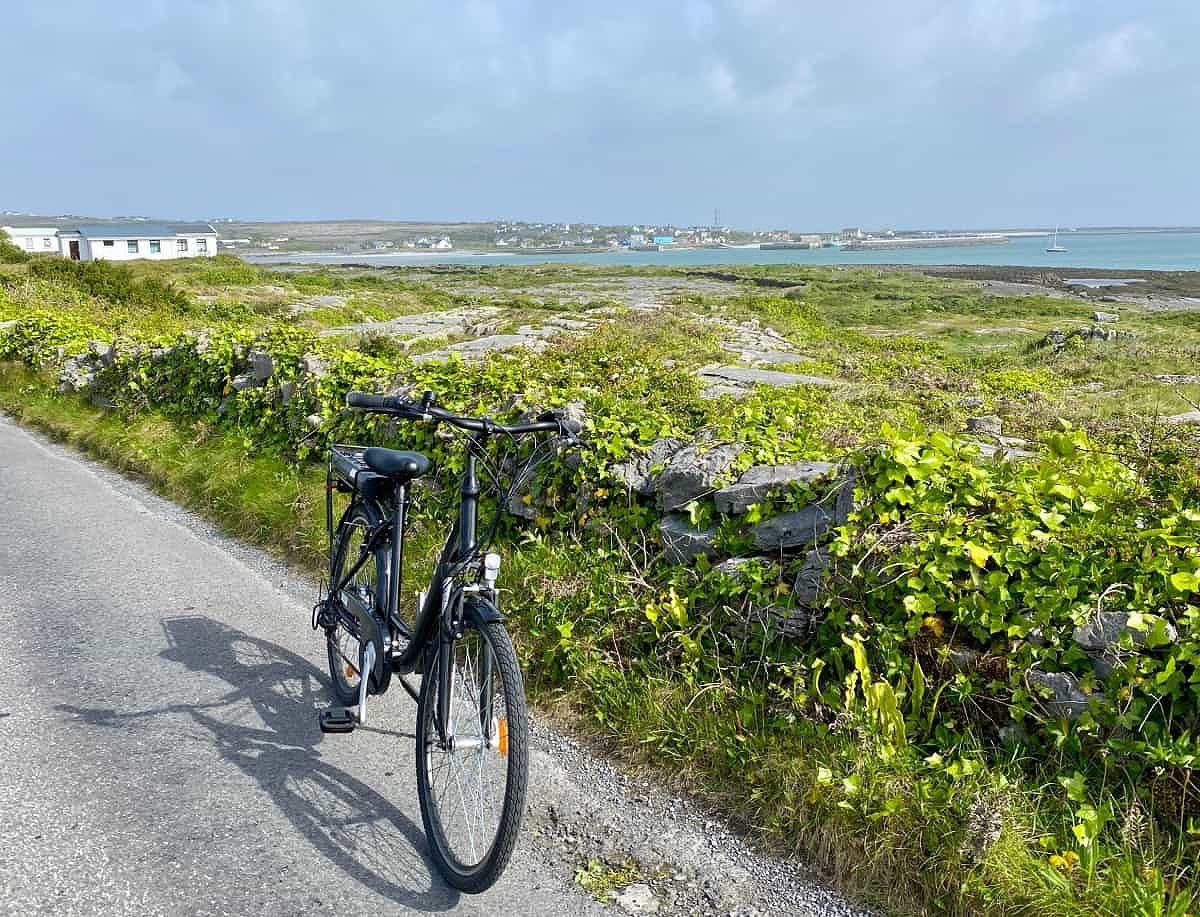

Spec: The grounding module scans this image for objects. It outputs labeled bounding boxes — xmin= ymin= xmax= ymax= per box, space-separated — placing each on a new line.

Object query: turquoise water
xmin=248 ymin=231 xmax=1200 ymax=272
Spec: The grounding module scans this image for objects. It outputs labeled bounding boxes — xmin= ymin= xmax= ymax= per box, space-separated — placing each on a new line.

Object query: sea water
xmin=248 ymin=231 xmax=1200 ymax=272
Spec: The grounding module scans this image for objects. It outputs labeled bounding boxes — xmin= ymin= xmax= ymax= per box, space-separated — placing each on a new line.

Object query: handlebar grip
xmin=536 ymin=410 xmax=583 ymax=439
xmin=347 ymin=391 xmax=404 ymax=411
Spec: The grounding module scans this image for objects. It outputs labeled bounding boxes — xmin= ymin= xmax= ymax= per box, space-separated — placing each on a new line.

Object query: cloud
xmin=1035 ymin=22 xmax=1158 ymax=111
xmin=0 ymin=1 xmax=1195 ymax=227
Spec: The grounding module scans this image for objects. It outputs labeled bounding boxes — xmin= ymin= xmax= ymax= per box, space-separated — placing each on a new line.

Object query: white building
xmin=1 ymin=226 xmax=60 ymax=254
xmin=54 ymin=223 xmax=219 ymax=261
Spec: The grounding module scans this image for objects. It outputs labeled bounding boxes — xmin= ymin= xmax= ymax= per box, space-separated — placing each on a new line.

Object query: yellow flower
xmin=923 ymin=616 xmax=945 ymax=638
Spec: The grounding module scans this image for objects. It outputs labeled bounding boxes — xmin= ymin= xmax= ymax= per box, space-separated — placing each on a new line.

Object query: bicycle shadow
xmin=58 ymin=615 xmax=457 ymax=912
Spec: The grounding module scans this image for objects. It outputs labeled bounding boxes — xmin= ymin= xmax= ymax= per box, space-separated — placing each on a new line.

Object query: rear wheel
xmin=415 ymin=619 xmax=528 ymax=893
xmin=326 ymin=503 xmax=387 ymax=705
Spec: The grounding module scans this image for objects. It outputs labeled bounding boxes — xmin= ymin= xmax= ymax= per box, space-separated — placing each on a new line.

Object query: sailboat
xmin=1045 ymin=226 xmax=1068 ymax=253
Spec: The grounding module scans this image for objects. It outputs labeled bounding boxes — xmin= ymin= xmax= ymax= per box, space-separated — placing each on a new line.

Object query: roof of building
xmin=75 ymin=223 xmax=217 ymax=239
xmin=1 ymin=225 xmax=59 ymax=235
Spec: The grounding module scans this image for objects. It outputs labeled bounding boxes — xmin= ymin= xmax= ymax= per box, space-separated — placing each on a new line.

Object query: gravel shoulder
xmin=0 ymin=415 xmax=870 ymax=917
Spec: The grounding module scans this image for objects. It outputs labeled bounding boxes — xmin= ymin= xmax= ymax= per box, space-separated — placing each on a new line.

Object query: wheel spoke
xmin=420 ymin=623 xmax=523 ymax=877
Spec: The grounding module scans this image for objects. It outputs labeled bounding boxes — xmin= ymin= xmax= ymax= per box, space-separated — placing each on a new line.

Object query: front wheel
xmin=415 ymin=620 xmax=528 ymax=893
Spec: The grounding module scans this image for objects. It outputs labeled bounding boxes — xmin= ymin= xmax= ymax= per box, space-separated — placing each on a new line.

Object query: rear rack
xmin=329 ymin=443 xmax=371 ymax=489
xmin=326 ymin=444 xmax=370 ymax=574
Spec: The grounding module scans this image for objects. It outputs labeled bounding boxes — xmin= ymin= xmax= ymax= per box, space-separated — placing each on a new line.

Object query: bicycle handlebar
xmin=346 ymin=390 xmax=581 ymax=441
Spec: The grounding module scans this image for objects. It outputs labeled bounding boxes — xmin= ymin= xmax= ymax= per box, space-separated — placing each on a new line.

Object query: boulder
xmin=792 ymin=547 xmax=830 ymax=605
xmin=713 ymin=460 xmax=836 ymax=514
xmin=833 ymin=470 xmax=856 ymax=524
xmin=1038 ymin=329 xmax=1068 ymax=352
xmin=230 ymin=373 xmax=260 ymax=392
xmin=715 ymin=556 xmax=768 ymax=580
xmin=249 ymin=349 xmax=275 ymax=382
xmin=299 ymin=353 xmax=329 ymax=379
xmin=1092 ymin=311 xmax=1119 ymax=323
xmin=656 ymin=442 xmax=744 ymax=512
xmin=737 ymin=603 xmax=811 ymax=640
xmin=958 ymin=396 xmax=985 ymax=410
xmin=697 ymin=364 xmax=837 ymax=391
xmin=1027 ymin=669 xmax=1103 ymax=720
xmin=612 ymin=883 xmax=660 ymax=915
xmin=305 ymin=413 xmax=325 ymax=431
xmin=1073 ymin=611 xmax=1177 ymax=652
xmin=659 ymin=514 xmax=719 ymax=565
xmin=751 ymin=504 xmax=836 ymax=552
xmin=506 ymin=491 xmax=538 ymax=521
xmin=973 ymin=441 xmax=1036 ymax=462
xmin=943 ymin=647 xmax=983 ymax=673
xmin=1166 ymin=411 xmax=1200 ymax=426
xmin=279 ymin=381 xmax=298 ymax=406
xmin=57 ymin=356 xmax=96 ymax=394
xmin=966 ymin=415 xmax=1003 ymax=437
xmin=88 ymin=340 xmax=115 ymax=367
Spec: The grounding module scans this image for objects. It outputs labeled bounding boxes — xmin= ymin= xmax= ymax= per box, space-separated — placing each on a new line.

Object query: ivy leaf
xmin=965 ymin=541 xmax=991 ymax=569
xmin=1170 ymin=569 xmax=1200 ymax=593
xmin=1038 ymin=509 xmax=1066 ymax=530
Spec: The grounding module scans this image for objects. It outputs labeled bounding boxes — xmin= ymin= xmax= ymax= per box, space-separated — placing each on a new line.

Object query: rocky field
xmin=2 ymin=253 xmax=1199 ymax=915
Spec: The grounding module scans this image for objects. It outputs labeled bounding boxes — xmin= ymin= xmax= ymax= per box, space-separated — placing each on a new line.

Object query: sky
xmin=1 ymin=1 xmax=1196 ymax=230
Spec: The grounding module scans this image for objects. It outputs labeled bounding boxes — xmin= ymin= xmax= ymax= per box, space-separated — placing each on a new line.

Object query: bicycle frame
xmin=326 ymin=435 xmax=493 ymax=746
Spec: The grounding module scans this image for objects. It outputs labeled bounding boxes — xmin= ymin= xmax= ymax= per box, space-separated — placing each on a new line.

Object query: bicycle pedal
xmin=318 ymin=706 xmax=358 ymax=734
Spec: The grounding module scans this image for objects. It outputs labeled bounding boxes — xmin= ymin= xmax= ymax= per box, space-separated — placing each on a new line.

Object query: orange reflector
xmin=346 ymin=664 xmax=357 ymax=678
xmin=498 ymin=717 xmax=509 ymax=757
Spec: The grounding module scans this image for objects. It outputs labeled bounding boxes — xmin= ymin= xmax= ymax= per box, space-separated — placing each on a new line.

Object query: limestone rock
xmin=506 ymin=491 xmax=538 ymax=521
xmin=1166 ymin=411 xmax=1200 ymax=426
xmin=305 ymin=413 xmax=325 ymax=431
xmin=697 ymin=364 xmax=837 ymax=392
xmin=299 ymin=352 xmax=329 ymax=379
xmin=249 ymin=349 xmax=275 ymax=382
xmin=659 ymin=514 xmax=719 ymax=565
xmin=792 ymin=548 xmax=830 ymax=605
xmin=88 ymin=340 xmax=115 ymax=367
xmin=751 ymin=505 xmax=836 ymax=552
xmin=973 ymin=441 xmax=1036 ymax=462
xmin=609 ymin=436 xmax=686 ymax=494
xmin=1027 ymin=669 xmax=1103 ymax=720
xmin=713 ymin=460 xmax=836 ymax=514
xmin=613 ymin=883 xmax=660 ymax=914
xmin=715 ymin=556 xmax=768 ymax=580
xmin=279 ymin=381 xmax=298 ymax=405
xmin=230 ymin=372 xmax=260 ymax=392
xmin=966 ymin=415 xmax=1003 ymax=436
xmin=656 ymin=442 xmax=743 ymax=512
xmin=1073 ymin=611 xmax=1177 ymax=652
xmin=738 ymin=603 xmax=812 ymax=640
xmin=1092 ymin=311 xmax=1119 ymax=323
xmin=57 ymin=356 xmax=96 ymax=394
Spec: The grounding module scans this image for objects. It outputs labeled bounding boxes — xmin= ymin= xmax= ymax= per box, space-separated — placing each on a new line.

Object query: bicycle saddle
xmin=362 ymin=448 xmax=432 ymax=482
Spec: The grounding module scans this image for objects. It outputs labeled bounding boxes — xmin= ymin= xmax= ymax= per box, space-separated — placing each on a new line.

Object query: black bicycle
xmin=312 ymin=389 xmax=579 ymax=892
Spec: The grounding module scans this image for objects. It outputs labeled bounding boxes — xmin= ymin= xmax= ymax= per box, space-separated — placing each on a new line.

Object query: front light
xmin=482 ymin=552 xmax=501 ymax=587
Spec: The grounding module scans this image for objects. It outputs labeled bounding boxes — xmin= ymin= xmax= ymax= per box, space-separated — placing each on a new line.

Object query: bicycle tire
xmin=415 ymin=620 xmax=529 ymax=893
xmin=326 ymin=502 xmax=388 ymax=705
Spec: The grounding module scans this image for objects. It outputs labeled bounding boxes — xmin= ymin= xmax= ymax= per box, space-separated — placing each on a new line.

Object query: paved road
xmin=0 ymin=417 xmax=867 ymax=916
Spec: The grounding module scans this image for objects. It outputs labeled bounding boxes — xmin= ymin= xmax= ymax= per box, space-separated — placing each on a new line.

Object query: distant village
xmin=3 ymin=210 xmax=1014 ymax=257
